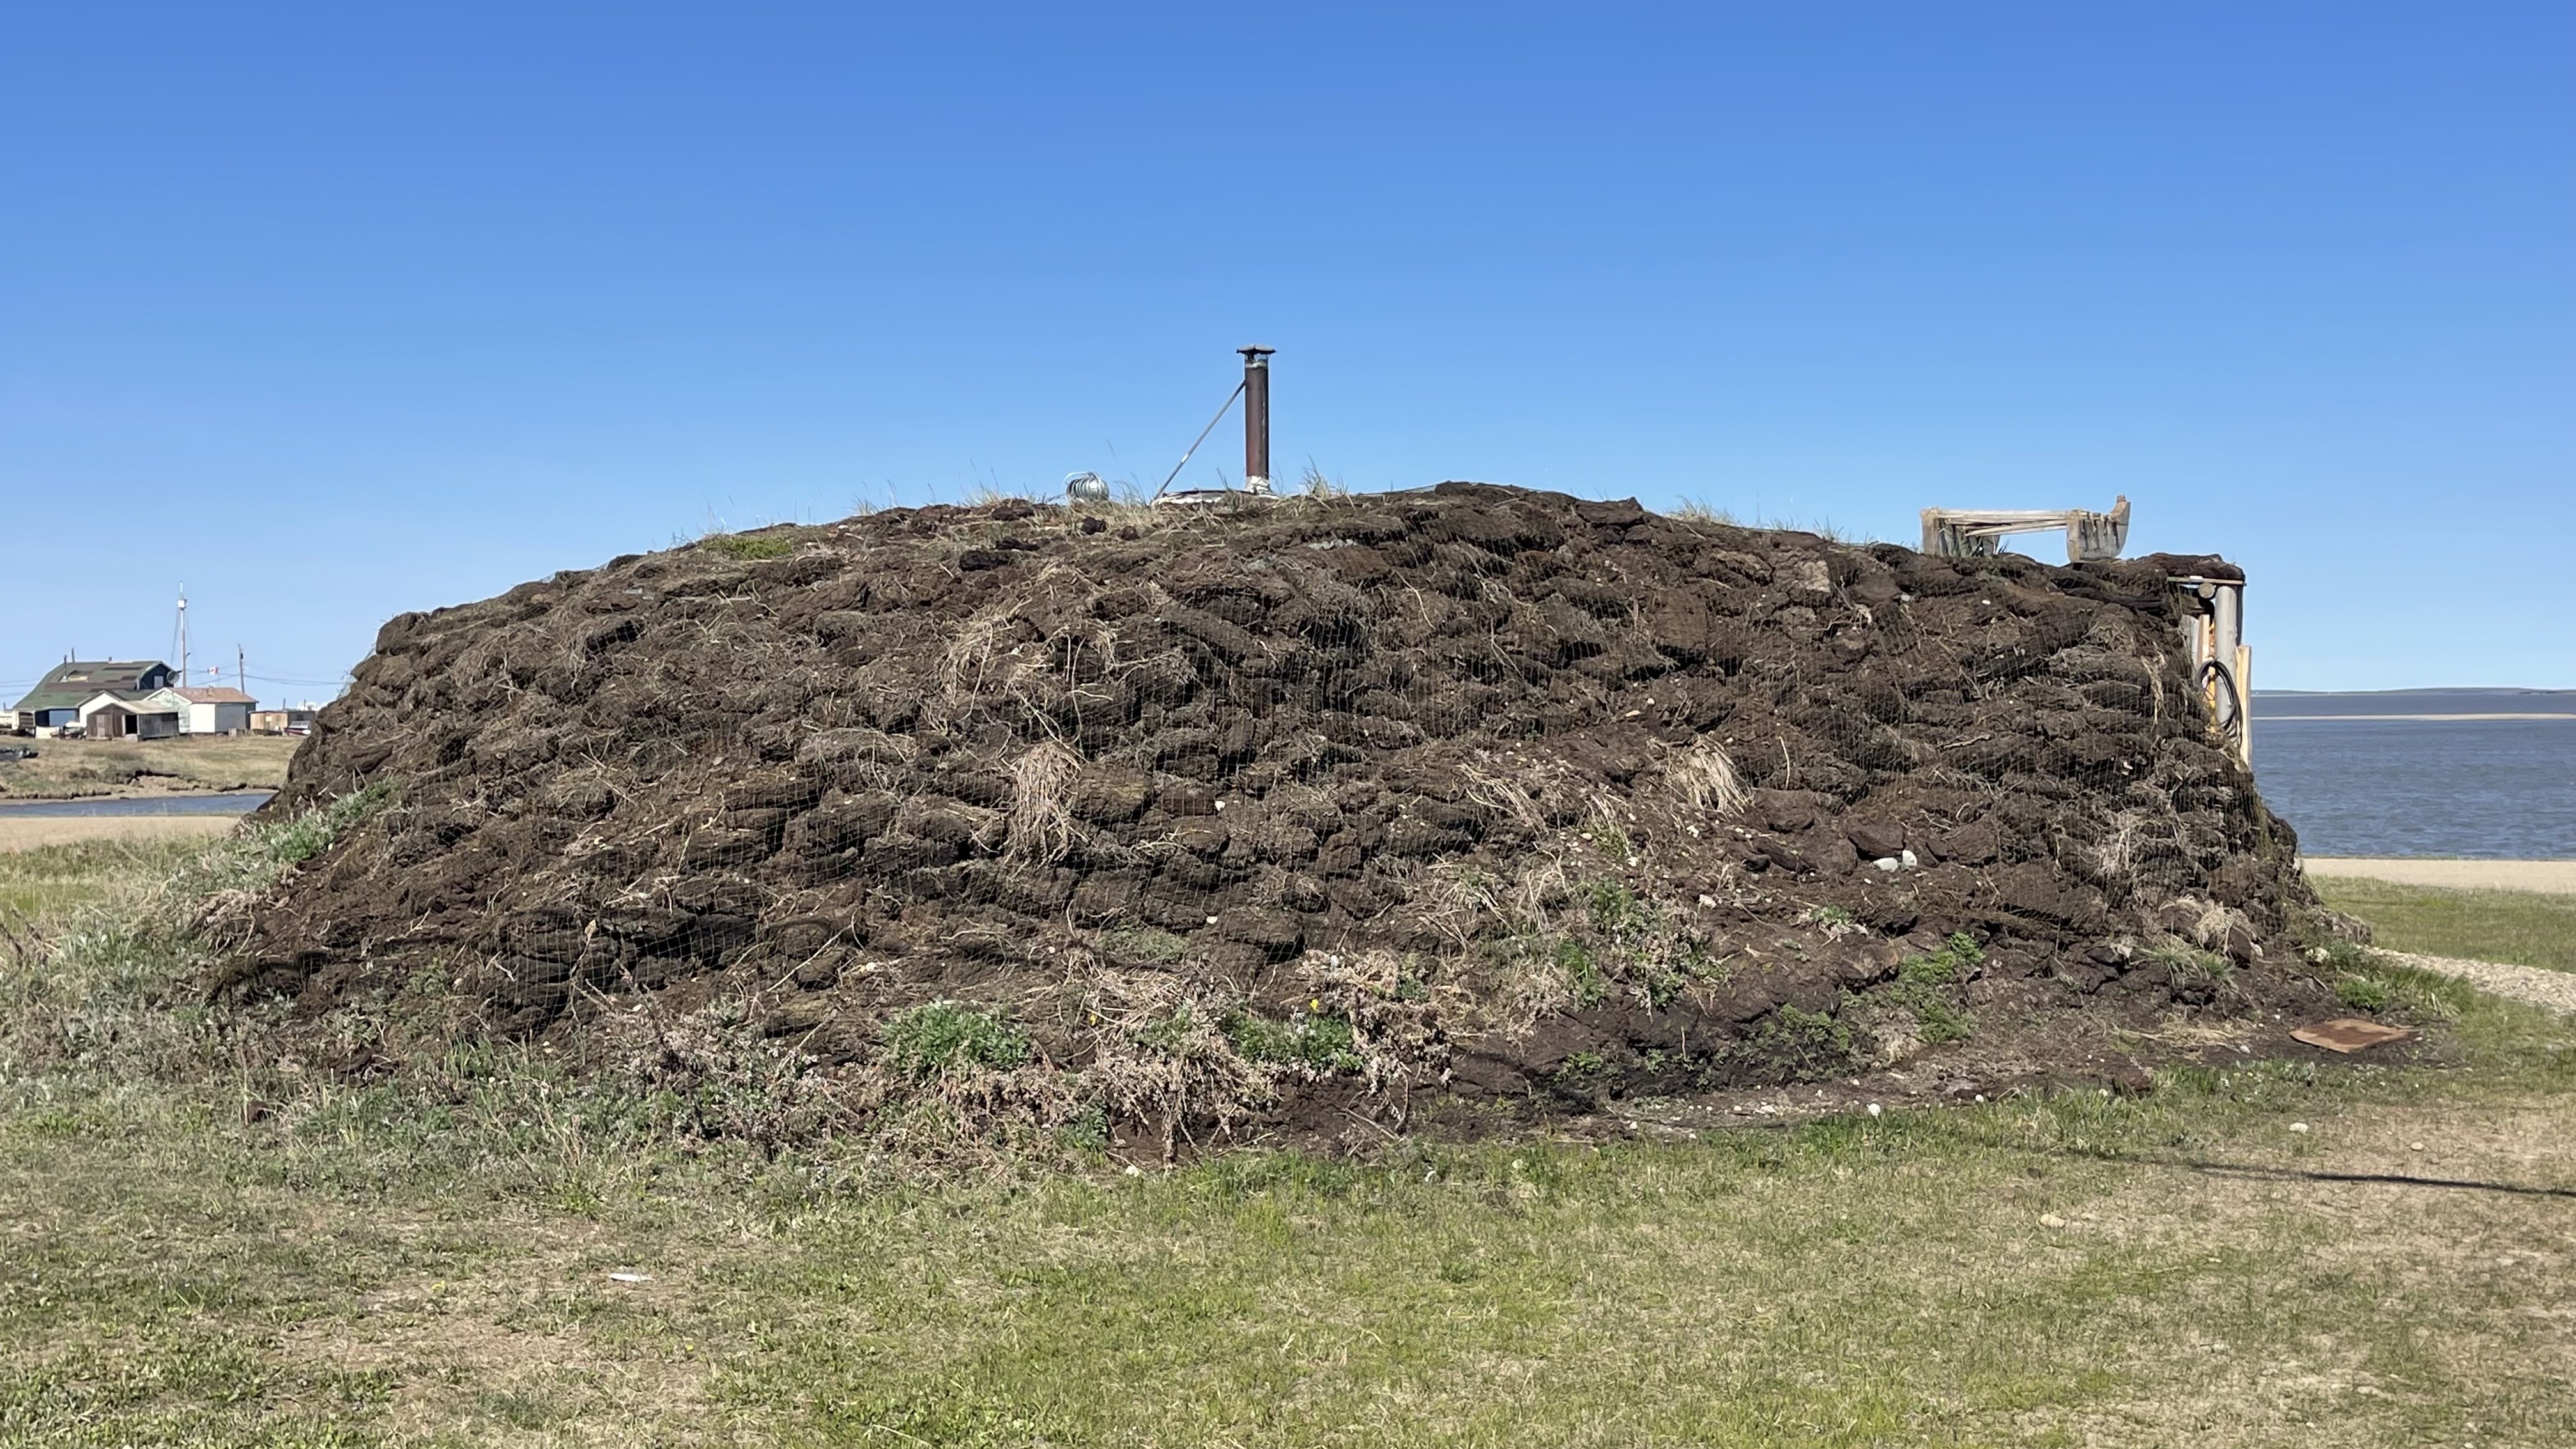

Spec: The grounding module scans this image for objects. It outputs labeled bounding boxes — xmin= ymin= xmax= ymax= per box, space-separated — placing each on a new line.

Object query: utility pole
xmin=176 ymin=585 xmax=190 ymax=685
xmin=1239 ymin=346 xmax=1275 ymax=496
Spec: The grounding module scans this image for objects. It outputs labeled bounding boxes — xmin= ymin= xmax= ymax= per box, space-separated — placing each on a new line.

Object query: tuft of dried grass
xmin=1006 ymin=741 xmax=1085 ymax=862
xmin=1667 ymin=740 xmax=1748 ymax=818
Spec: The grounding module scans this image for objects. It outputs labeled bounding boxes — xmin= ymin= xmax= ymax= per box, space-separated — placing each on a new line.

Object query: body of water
xmin=2254 ymin=692 xmax=2576 ymax=859
xmin=0 ymin=792 xmax=276 ymax=818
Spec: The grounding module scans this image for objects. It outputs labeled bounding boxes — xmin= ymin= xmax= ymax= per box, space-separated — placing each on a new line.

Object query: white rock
xmin=2288 ymin=1122 xmax=2310 ymax=1134
xmin=1873 ymin=857 xmax=1901 ymax=872
xmin=2039 ymin=1214 xmax=2068 ymax=1229
xmin=1866 ymin=1103 xmax=1882 ymax=1118
xmin=1900 ymin=848 xmax=1919 ymax=868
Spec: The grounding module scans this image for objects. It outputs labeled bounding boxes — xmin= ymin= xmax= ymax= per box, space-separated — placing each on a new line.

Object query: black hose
xmin=2196 ymin=657 xmax=2241 ymax=729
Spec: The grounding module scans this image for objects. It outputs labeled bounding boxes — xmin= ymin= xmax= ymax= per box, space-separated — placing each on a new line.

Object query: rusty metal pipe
xmin=1239 ymin=346 xmax=1274 ymax=495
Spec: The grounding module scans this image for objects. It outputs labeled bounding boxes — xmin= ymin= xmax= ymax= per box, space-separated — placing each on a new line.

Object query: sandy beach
xmin=2304 ymin=856 xmax=2576 ymax=894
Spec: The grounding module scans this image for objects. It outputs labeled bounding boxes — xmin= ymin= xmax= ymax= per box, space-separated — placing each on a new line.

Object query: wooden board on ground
xmin=2290 ymin=1018 xmax=2417 ymax=1054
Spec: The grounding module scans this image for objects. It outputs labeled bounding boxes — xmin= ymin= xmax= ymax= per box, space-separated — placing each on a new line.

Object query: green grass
xmin=1220 ymin=1006 xmax=1363 ymax=1073
xmin=882 ymin=1000 xmax=1034 ymax=1078
xmin=6 ymin=1017 xmax=2572 ymax=1446
xmin=2314 ymin=877 xmax=2576 ymax=974
xmin=700 ymin=531 xmax=799 ymax=561
xmin=1 ymin=832 xmax=2573 ymax=1444
xmin=1883 ymin=931 xmax=1982 ymax=1044
xmin=0 ymin=838 xmax=208 ymax=931
xmin=0 ymin=732 xmax=299 ymax=800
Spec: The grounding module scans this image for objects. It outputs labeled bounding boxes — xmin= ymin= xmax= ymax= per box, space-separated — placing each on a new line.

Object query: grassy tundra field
xmin=0 ymin=733 xmax=299 ymax=801
xmin=2312 ymin=876 xmax=2576 ymax=976
xmin=2 ymin=820 xmax=2572 ymax=1447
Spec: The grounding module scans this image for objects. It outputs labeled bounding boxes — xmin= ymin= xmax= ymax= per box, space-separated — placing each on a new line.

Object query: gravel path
xmin=2381 ymin=950 xmax=2576 ymax=1016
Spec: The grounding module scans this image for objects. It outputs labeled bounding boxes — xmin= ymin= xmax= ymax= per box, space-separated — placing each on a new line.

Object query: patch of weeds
xmin=1680 ymin=940 xmax=1735 ymax=983
xmin=1584 ymin=813 xmax=1636 ymax=861
xmin=1896 ymin=991 xmax=1972 ymax=1045
xmin=882 ymin=1000 xmax=1032 ymax=1079
xmin=1096 ymin=925 xmax=1186 ymax=967
xmin=1556 ymin=940 xmax=1609 ymax=1008
xmin=2304 ymin=937 xmax=2372 ymax=974
xmin=1553 ymin=1049 xmax=1609 ymax=1086
xmin=1882 ymin=932 xmax=1980 ymax=1043
xmin=264 ymin=781 xmax=399 ymax=866
xmin=1637 ymin=965 xmax=1687 ymax=1010
xmin=1220 ymin=1008 xmax=1362 ymax=1073
xmin=1805 ymin=904 xmax=1855 ymax=928
xmin=1910 ymin=932 xmax=1984 ymax=983
xmin=2333 ymin=957 xmax=2476 ymax=1025
xmin=702 ymin=532 xmax=797 ymax=561
xmin=1586 ymin=880 xmax=1651 ymax=939
xmin=1744 ymin=1005 xmax=1857 ymax=1081
xmin=1131 ymin=1004 xmax=1199 ymax=1056
xmin=1055 ymin=1102 xmax=1111 ymax=1156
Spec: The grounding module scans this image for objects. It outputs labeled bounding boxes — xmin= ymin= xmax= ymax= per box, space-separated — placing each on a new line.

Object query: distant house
xmin=10 ymin=661 xmax=176 ymax=734
xmin=250 ymin=707 xmax=318 ymax=735
xmin=149 ymin=687 xmax=257 ymax=735
xmin=77 ymin=691 xmax=183 ymax=740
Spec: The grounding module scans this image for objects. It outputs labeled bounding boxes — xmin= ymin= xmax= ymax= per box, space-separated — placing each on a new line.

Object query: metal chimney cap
xmin=1237 ymin=345 xmax=1276 ymax=358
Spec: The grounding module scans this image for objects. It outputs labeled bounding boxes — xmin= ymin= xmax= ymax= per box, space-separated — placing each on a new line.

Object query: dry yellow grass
xmin=0 ymin=815 xmax=239 ymax=852
xmin=0 ymin=733 xmax=298 ymax=800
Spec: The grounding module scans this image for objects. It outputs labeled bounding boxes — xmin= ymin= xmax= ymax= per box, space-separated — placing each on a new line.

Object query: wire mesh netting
xmin=229 ymin=483 xmax=2333 ymax=1152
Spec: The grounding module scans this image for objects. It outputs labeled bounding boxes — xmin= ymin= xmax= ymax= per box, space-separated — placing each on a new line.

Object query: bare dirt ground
xmin=2307 ymin=857 xmax=2576 ymax=893
xmin=0 ymin=816 xmax=238 ymax=852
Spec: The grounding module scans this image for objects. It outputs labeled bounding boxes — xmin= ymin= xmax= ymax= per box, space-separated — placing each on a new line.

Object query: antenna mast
xmin=175 ymin=585 xmax=190 ymax=685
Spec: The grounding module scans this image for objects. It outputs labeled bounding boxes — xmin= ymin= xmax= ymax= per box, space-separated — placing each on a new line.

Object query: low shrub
xmin=1220 ymin=1008 xmax=1362 ymax=1073
xmin=882 ymin=1001 xmax=1032 ymax=1079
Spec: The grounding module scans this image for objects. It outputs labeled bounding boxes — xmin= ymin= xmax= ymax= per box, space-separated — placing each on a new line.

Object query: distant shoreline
xmin=2304 ymin=857 xmax=2576 ymax=894
xmin=2260 ymin=712 xmax=2576 ymax=722
xmin=2258 ymin=688 xmax=2576 ymax=697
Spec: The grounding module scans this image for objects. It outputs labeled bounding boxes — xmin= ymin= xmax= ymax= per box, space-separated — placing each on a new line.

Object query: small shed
xmin=158 ymin=687 xmax=257 ymax=735
xmin=77 ymin=692 xmax=183 ymax=740
xmin=251 ymin=707 xmax=318 ymax=735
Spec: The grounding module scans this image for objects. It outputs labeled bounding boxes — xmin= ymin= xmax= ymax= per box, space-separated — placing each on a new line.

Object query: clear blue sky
xmin=4 ymin=3 xmax=2569 ymax=699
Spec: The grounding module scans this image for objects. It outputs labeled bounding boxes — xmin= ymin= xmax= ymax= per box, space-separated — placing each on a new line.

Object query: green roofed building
xmin=11 ymin=660 xmax=177 ymax=733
